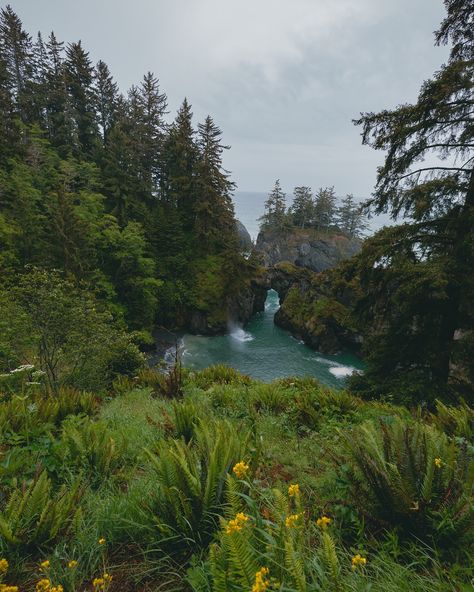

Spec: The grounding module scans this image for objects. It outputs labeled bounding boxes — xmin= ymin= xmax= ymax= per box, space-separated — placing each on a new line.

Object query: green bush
xmin=0 ymin=471 xmax=82 ymax=552
xmin=340 ymin=418 xmax=474 ymax=546
xmin=143 ymin=420 xmax=255 ymax=550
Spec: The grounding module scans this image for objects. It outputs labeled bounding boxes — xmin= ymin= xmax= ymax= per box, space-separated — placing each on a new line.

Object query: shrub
xmin=143 ymin=420 xmax=255 ymax=550
xmin=57 ymin=417 xmax=125 ymax=484
xmin=0 ymin=471 xmax=82 ymax=552
xmin=191 ymin=365 xmax=252 ymax=390
xmin=340 ymin=418 xmax=474 ymax=546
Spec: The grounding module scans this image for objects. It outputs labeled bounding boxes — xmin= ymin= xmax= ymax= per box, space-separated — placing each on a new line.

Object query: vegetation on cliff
xmin=0 ymin=4 xmax=254 ymax=346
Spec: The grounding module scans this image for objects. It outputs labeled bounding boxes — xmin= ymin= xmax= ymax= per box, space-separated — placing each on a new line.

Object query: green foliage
xmin=0 ymin=268 xmax=144 ymax=389
xmin=57 ymin=417 xmax=125 ymax=483
xmin=341 ymin=417 xmax=474 ymax=546
xmin=0 ymin=471 xmax=82 ymax=552
xmin=143 ymin=419 xmax=254 ymax=550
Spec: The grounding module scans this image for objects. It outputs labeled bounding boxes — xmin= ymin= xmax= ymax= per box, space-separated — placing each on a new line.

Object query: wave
xmin=329 ymin=365 xmax=355 ymax=379
xmin=230 ymin=327 xmax=254 ymax=342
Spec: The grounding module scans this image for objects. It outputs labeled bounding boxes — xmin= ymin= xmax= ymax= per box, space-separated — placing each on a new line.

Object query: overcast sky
xmin=12 ymin=0 xmax=448 ymax=196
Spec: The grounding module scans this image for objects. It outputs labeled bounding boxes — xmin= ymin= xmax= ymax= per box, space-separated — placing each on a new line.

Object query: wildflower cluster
xmin=0 ymin=560 xmax=17 ymax=592
xmin=252 ymin=567 xmax=270 ymax=592
xmin=98 ymin=538 xmax=106 ymax=546
xmin=35 ymin=580 xmax=63 ymax=592
xmin=232 ymin=461 xmax=249 ymax=479
xmin=434 ymin=457 xmax=442 ymax=468
xmin=316 ymin=515 xmax=331 ymax=529
xmin=92 ymin=573 xmax=113 ymax=590
xmin=285 ymin=513 xmax=303 ymax=528
xmin=288 ymin=483 xmax=300 ymax=497
xmin=351 ymin=554 xmax=367 ymax=570
xmin=226 ymin=512 xmax=250 ymax=534
xmin=67 ymin=560 xmax=78 ymax=569
xmin=39 ymin=561 xmax=50 ymax=572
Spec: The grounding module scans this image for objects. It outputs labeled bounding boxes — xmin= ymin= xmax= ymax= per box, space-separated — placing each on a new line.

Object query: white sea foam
xmin=230 ymin=327 xmax=254 ymax=342
xmin=329 ymin=366 xmax=355 ymax=378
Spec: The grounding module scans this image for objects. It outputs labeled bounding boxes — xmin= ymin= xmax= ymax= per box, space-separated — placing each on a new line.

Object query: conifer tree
xmin=161 ymin=98 xmax=198 ymax=229
xmin=351 ymin=0 xmax=474 ymax=399
xmin=44 ymin=32 xmax=72 ymax=154
xmin=337 ymin=194 xmax=368 ymax=237
xmin=313 ymin=186 xmax=337 ymax=231
xmin=195 ymin=115 xmax=236 ymax=252
xmin=64 ymin=41 xmax=98 ymax=157
xmin=94 ymin=60 xmax=119 ymax=147
xmin=291 ymin=186 xmax=314 ymax=228
xmin=260 ymin=179 xmax=287 ymax=231
xmin=0 ymin=5 xmax=33 ymax=123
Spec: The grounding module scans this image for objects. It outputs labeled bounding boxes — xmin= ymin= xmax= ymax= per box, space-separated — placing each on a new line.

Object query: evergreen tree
xmin=351 ymin=0 xmax=474 ymax=399
xmin=64 ymin=41 xmax=98 ymax=157
xmin=259 ymin=179 xmax=287 ymax=231
xmin=291 ymin=186 xmax=314 ymax=228
xmin=161 ymin=98 xmax=198 ymax=230
xmin=0 ymin=5 xmax=33 ymax=123
xmin=313 ymin=186 xmax=337 ymax=231
xmin=93 ymin=60 xmax=118 ymax=147
xmin=44 ymin=32 xmax=72 ymax=155
xmin=195 ymin=115 xmax=236 ymax=252
xmin=337 ymin=194 xmax=368 ymax=237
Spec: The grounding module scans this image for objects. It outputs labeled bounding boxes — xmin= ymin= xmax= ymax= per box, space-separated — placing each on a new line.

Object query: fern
xmin=0 ymin=471 xmax=82 ymax=552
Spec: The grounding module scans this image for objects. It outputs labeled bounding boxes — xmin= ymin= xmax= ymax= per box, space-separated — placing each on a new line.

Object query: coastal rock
xmin=255 ymin=228 xmax=361 ymax=272
xmin=267 ymin=262 xmax=362 ymax=355
xmin=236 ymin=220 xmax=253 ymax=251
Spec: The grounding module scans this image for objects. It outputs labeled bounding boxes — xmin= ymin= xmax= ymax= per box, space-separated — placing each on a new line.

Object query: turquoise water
xmin=180 ymin=290 xmax=364 ymax=388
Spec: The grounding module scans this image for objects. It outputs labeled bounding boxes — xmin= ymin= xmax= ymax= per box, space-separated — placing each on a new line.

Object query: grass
xmin=0 ymin=366 xmax=472 ymax=591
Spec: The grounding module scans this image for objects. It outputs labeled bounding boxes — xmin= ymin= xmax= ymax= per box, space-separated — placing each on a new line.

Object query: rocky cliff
xmin=266 ymin=262 xmax=363 ymax=355
xmin=255 ymin=228 xmax=361 ymax=272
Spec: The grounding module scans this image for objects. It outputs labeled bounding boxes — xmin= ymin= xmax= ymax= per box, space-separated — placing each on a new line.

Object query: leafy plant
xmin=340 ymin=418 xmax=474 ymax=546
xmin=143 ymin=420 xmax=254 ymax=550
xmin=0 ymin=471 xmax=82 ymax=552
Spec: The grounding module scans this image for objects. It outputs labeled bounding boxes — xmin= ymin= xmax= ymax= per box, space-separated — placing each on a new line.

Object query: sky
xmin=11 ymin=0 xmax=448 ymax=196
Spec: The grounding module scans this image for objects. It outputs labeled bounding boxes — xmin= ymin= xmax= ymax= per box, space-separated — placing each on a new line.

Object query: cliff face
xmin=255 ymin=228 xmax=361 ymax=272
xmin=266 ymin=262 xmax=362 ymax=355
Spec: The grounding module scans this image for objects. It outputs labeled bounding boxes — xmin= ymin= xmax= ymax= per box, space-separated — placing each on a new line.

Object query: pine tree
xmin=260 ymin=179 xmax=287 ymax=231
xmin=161 ymin=98 xmax=198 ymax=230
xmin=93 ymin=60 xmax=119 ymax=147
xmin=43 ymin=32 xmax=73 ymax=156
xmin=195 ymin=115 xmax=236 ymax=253
xmin=291 ymin=186 xmax=314 ymax=228
xmin=352 ymin=0 xmax=474 ymax=399
xmin=337 ymin=194 xmax=368 ymax=237
xmin=64 ymin=41 xmax=98 ymax=157
xmin=0 ymin=5 xmax=33 ymax=123
xmin=313 ymin=186 xmax=337 ymax=231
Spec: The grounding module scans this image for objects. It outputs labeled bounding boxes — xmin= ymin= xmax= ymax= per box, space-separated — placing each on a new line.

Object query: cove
xmin=179 ymin=290 xmax=364 ymax=388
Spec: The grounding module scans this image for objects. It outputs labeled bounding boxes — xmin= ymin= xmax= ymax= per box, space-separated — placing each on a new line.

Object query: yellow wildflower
xmin=252 ymin=567 xmax=270 ymax=592
xmin=285 ymin=513 xmax=303 ymax=528
xmin=0 ymin=559 xmax=8 ymax=574
xmin=0 ymin=586 xmax=19 ymax=592
xmin=39 ymin=560 xmax=50 ymax=571
xmin=232 ymin=461 xmax=249 ymax=479
xmin=225 ymin=512 xmax=250 ymax=534
xmin=50 ymin=587 xmax=63 ymax=592
xmin=93 ymin=573 xmax=112 ymax=590
xmin=434 ymin=457 xmax=442 ymax=468
xmin=288 ymin=483 xmax=300 ymax=497
xmin=67 ymin=560 xmax=78 ymax=569
xmin=316 ymin=515 xmax=331 ymax=529
xmin=36 ymin=579 xmax=51 ymax=592
xmin=98 ymin=538 xmax=106 ymax=545
xmin=351 ymin=554 xmax=367 ymax=570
